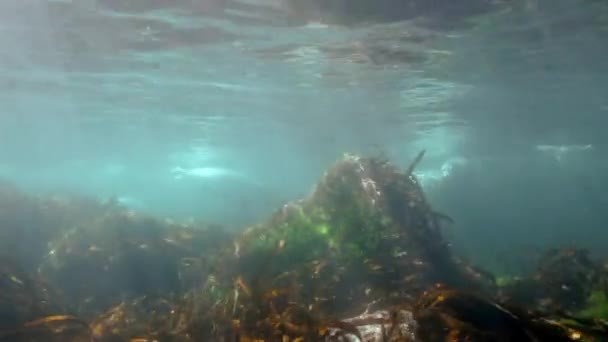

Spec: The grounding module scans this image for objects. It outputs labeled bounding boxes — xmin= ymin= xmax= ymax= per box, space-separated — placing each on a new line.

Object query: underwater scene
xmin=1 ymin=0 xmax=608 ymax=341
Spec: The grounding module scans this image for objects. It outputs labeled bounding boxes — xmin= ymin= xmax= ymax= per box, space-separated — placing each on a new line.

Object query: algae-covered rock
xmin=414 ymin=285 xmax=608 ymax=342
xmin=2 ymin=153 xmax=608 ymax=341
xmin=325 ymin=309 xmax=417 ymax=341
xmin=0 ymin=315 xmax=92 ymax=342
xmin=0 ymin=257 xmax=93 ymax=342
xmin=414 ymin=285 xmax=536 ymax=341
xmin=0 ymin=182 xmax=100 ymax=272
xmin=500 ymin=248 xmax=603 ymax=313
xmin=580 ymin=291 xmax=608 ymax=320
xmin=0 ymin=257 xmax=66 ymax=330
xmin=89 ymin=295 xmax=194 ymax=342
xmin=195 ymin=152 xmax=492 ymax=339
xmin=38 ymin=208 xmax=234 ymax=319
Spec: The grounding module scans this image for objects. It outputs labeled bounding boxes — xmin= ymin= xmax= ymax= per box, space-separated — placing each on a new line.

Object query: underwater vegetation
xmin=0 ymin=152 xmax=607 ymax=341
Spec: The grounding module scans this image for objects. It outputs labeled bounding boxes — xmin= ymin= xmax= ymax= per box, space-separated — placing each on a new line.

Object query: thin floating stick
xmin=405 ymin=150 xmax=426 ymax=176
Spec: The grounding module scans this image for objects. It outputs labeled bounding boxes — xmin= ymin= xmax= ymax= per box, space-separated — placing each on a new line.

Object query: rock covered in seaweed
xmin=0 ymin=256 xmax=95 ymax=342
xmin=0 ymin=257 xmax=66 ymax=330
xmin=89 ymin=295 xmax=195 ymax=342
xmin=414 ymin=284 xmax=608 ymax=342
xmin=500 ymin=247 xmax=605 ymax=314
xmin=194 ymin=152 xmax=493 ymax=339
xmin=38 ymin=208 xmax=234 ymax=319
xmin=0 ymin=181 xmax=104 ymax=272
xmin=2 ymin=155 xmax=608 ymax=341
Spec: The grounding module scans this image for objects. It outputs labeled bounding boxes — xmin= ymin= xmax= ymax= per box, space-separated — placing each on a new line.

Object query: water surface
xmin=1 ymin=0 xmax=607 ymax=270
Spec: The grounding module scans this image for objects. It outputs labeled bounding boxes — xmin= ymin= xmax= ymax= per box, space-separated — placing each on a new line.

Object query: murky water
xmin=1 ymin=0 xmax=607 ymax=270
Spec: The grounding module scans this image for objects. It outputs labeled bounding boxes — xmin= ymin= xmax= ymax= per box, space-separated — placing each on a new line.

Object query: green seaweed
xmin=579 ymin=291 xmax=608 ymax=319
xmin=496 ymin=275 xmax=517 ymax=287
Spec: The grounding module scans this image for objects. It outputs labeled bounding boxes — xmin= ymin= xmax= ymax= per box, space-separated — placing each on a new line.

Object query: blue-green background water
xmin=1 ymin=0 xmax=607 ymax=273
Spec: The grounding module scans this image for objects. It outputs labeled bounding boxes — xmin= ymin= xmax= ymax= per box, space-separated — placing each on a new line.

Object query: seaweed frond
xmin=405 ymin=150 xmax=426 ymax=177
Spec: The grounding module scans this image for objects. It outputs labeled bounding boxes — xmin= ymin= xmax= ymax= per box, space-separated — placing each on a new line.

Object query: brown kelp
xmin=414 ymin=284 xmax=608 ymax=342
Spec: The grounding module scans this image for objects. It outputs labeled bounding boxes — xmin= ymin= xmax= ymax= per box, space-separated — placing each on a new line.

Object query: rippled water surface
xmin=1 ymin=0 xmax=608 ymax=268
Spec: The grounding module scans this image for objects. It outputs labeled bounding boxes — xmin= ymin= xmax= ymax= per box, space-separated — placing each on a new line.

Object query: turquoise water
xmin=1 ymin=0 xmax=608 ymax=271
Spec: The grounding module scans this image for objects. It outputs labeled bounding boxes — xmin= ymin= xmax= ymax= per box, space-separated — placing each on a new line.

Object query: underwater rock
xmin=0 ymin=257 xmax=93 ymax=342
xmin=191 ymin=152 xmax=492 ymax=339
xmin=414 ymin=284 xmax=608 ymax=341
xmin=0 ymin=257 xmax=66 ymax=330
xmin=3 ymin=156 xmax=608 ymax=341
xmin=0 ymin=315 xmax=92 ymax=342
xmin=0 ymin=179 xmax=126 ymax=274
xmin=500 ymin=248 xmax=603 ymax=313
xmin=89 ymin=294 xmax=418 ymax=342
xmin=0 ymin=183 xmax=89 ymax=272
xmin=323 ymin=309 xmax=417 ymax=341
xmin=38 ymin=209 xmax=234 ymax=319
xmin=0 ymin=182 xmax=45 ymax=272
xmin=89 ymin=295 xmax=193 ymax=342
xmin=414 ymin=285 xmax=536 ymax=341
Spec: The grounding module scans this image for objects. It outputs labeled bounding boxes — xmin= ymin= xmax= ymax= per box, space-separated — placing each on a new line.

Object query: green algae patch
xmin=496 ymin=275 xmax=517 ymax=287
xmin=580 ymin=291 xmax=608 ymax=319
